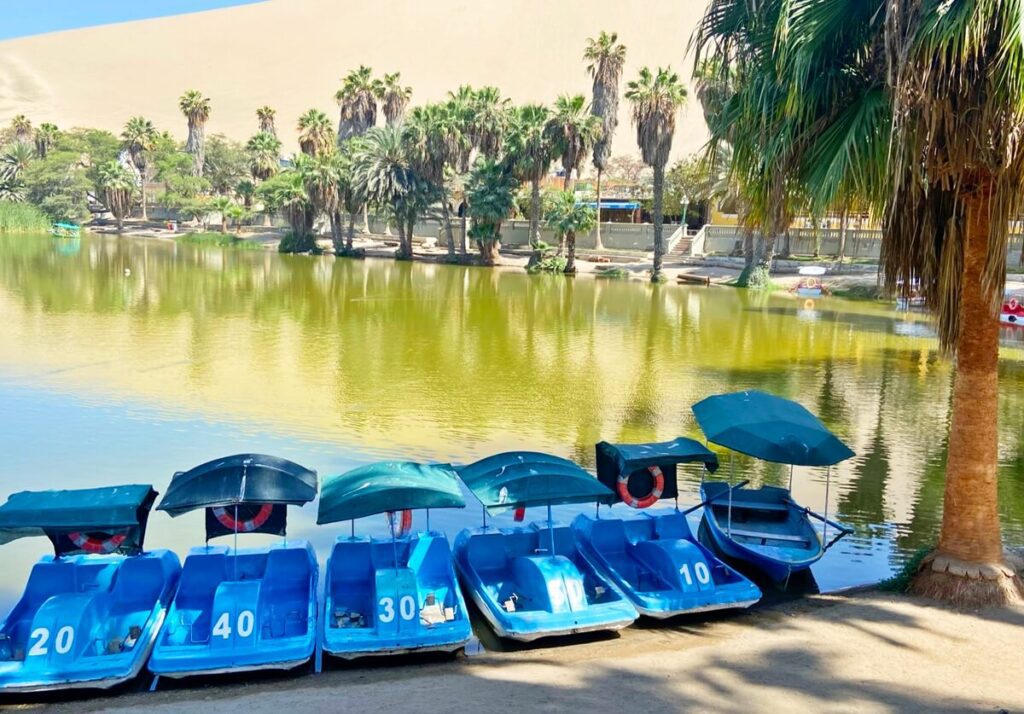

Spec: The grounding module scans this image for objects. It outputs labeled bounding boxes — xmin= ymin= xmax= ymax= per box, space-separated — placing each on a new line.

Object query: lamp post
xmin=681 ymin=195 xmax=690 ymax=234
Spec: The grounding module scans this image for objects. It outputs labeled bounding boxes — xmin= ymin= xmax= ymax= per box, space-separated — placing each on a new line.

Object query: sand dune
xmin=0 ymin=0 xmax=709 ymax=160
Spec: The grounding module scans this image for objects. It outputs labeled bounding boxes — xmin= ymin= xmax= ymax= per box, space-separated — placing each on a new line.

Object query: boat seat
xmin=726 ymin=528 xmax=808 ymax=543
xmin=712 ymin=500 xmax=788 ymax=512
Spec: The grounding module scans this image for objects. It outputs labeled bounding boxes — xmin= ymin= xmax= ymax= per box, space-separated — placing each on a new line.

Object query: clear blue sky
xmin=0 ymin=0 xmax=268 ymax=41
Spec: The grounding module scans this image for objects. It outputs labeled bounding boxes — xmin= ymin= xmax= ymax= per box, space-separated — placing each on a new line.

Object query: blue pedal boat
xmin=693 ymin=391 xmax=856 ymax=583
xmin=148 ymin=454 xmax=318 ymax=679
xmin=573 ymin=438 xmax=761 ymax=617
xmin=0 ymin=485 xmax=180 ymax=693
xmin=317 ymin=461 xmax=471 ymax=659
xmin=453 ymin=452 xmax=638 ymax=641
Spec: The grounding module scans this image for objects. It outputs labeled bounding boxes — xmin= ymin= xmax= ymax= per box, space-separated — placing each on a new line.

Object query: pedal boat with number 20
xmin=572 ymin=438 xmax=761 ymax=618
xmin=147 ymin=454 xmax=319 ymax=681
xmin=316 ymin=461 xmax=471 ymax=660
xmin=0 ymin=485 xmax=180 ymax=693
xmin=452 ymin=452 xmax=638 ymax=641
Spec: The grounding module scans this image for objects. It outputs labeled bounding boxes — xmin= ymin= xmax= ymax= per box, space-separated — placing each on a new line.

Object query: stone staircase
xmin=667 ymin=233 xmax=694 ymax=260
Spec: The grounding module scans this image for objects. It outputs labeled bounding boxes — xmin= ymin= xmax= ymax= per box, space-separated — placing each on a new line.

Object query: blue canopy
xmin=317 ymin=461 xmax=465 ymax=524
xmin=692 ymin=390 xmax=855 ymax=467
xmin=457 ymin=451 xmax=614 ymax=513
xmin=158 ymin=453 xmax=317 ymax=517
xmin=0 ymin=484 xmax=157 ymax=552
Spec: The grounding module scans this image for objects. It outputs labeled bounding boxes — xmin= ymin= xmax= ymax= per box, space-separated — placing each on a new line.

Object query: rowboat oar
xmin=784 ymin=498 xmax=852 ymax=551
xmin=677 ymin=479 xmax=751 ymax=517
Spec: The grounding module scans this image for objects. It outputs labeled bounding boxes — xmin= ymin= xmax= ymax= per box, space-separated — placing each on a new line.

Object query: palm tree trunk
xmin=330 ymin=211 xmax=343 ymax=254
xmin=440 ymin=195 xmax=456 ymax=259
xmin=564 ymin=229 xmax=577 ymax=274
xmin=838 ymin=209 xmax=848 ymax=266
xmin=459 ymin=213 xmax=468 ymax=257
xmin=911 ymin=186 xmax=1020 ymax=605
xmin=563 ymin=171 xmax=572 ymax=192
xmin=141 ymin=181 xmax=148 ymax=222
xmin=220 ymin=215 xmax=227 ymax=234
xmin=362 ymin=204 xmax=370 ymax=233
xmin=347 ymin=211 xmax=356 ymax=251
xmin=594 ymin=169 xmax=604 ymax=251
xmin=651 ymin=163 xmax=665 ymax=281
xmin=529 ymin=178 xmax=542 ymax=251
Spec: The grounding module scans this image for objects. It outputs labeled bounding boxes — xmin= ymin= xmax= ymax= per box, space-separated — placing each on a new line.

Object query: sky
xmin=0 ymin=0 xmax=267 ymax=41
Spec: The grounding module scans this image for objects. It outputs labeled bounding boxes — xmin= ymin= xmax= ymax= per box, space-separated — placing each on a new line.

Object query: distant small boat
xmin=0 ymin=485 xmax=180 ymax=692
xmin=573 ymin=438 xmax=761 ymax=617
xmin=789 ymin=266 xmax=830 ymax=298
xmin=453 ymin=452 xmax=637 ymax=641
xmin=317 ymin=461 xmax=471 ymax=659
xmin=148 ymin=454 xmax=318 ymax=681
xmin=1000 ymin=295 xmax=1024 ymax=326
xmin=693 ymin=391 xmax=855 ymax=584
xmin=50 ymin=222 xmax=80 ymax=239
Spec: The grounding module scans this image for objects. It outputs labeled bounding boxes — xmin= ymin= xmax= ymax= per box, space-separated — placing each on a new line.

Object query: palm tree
xmin=625 ymin=67 xmax=687 ymax=282
xmin=465 ymin=158 xmax=518 ymax=265
xmin=178 ymin=90 xmax=211 ymax=176
xmin=209 ymin=195 xmax=234 ymax=233
xmin=295 ymin=153 xmax=343 ymax=252
xmin=235 ymin=179 xmax=256 ymax=209
xmin=297 ymin=109 xmax=335 ymax=157
xmin=381 ymin=72 xmax=412 ymax=127
xmin=246 ymin=131 xmax=281 ymax=182
xmin=545 ymin=191 xmax=597 ymax=274
xmin=256 ymin=106 xmax=277 ymax=137
xmin=2 ymin=142 xmax=34 ymax=175
xmin=336 ymin=65 xmax=381 ymax=142
xmin=546 ymin=94 xmax=601 ymax=192
xmin=34 ymin=123 xmax=58 ymax=159
xmin=121 ymin=116 xmax=158 ymax=220
xmin=507 ymin=104 xmax=556 ymax=257
xmin=256 ymin=170 xmax=314 ymax=238
xmin=585 ymin=31 xmax=626 ymax=250
xmin=96 ymin=160 xmax=136 ymax=233
xmin=10 ymin=115 xmax=32 ymax=144
xmin=466 ymin=86 xmax=510 ymax=160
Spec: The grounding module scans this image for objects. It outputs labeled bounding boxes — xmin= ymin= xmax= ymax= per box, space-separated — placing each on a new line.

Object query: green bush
xmin=737 ymin=264 xmax=773 ymax=289
xmin=0 ymin=201 xmax=50 ymax=232
xmin=597 ymin=266 xmax=631 ymax=279
xmin=278 ymin=231 xmax=318 ymax=254
xmin=527 ymin=254 xmax=567 ymax=274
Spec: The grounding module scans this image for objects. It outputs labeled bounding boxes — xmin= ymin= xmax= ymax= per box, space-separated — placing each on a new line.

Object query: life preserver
xmin=385 ymin=509 xmax=413 ymax=537
xmin=804 ymin=298 xmax=815 ymax=310
xmin=1009 ymin=298 xmax=1019 ymax=312
xmin=513 ymin=506 xmax=526 ymax=522
xmin=804 ymin=278 xmax=819 ymax=290
xmin=617 ymin=465 xmax=664 ymax=509
xmin=67 ymin=531 xmax=128 ymax=554
xmin=212 ymin=504 xmax=274 ymax=533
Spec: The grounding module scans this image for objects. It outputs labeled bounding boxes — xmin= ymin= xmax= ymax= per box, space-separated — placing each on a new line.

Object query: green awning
xmin=457 ymin=451 xmax=614 ymax=513
xmin=317 ymin=461 xmax=465 ymax=525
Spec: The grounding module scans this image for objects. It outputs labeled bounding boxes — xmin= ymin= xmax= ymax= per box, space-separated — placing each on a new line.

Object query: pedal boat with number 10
xmin=147 ymin=454 xmax=319 ymax=680
xmin=316 ymin=461 xmax=471 ymax=660
xmin=0 ymin=485 xmax=180 ymax=693
xmin=572 ymin=438 xmax=761 ymax=618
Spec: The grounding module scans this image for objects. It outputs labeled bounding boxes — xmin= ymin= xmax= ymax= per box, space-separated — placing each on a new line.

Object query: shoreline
xmin=26 ymin=590 xmax=1024 ymax=712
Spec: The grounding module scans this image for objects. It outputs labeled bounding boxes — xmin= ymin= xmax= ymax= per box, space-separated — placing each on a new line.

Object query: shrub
xmin=527 ymin=254 xmax=567 ymax=274
xmin=0 ymin=201 xmax=50 ymax=232
xmin=597 ymin=266 xmax=631 ymax=279
xmin=737 ymin=264 xmax=772 ymax=289
xmin=278 ymin=231 xmax=318 ymax=254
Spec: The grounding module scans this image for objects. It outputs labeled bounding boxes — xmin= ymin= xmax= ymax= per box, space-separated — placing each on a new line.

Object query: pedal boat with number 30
xmin=452 ymin=452 xmax=638 ymax=642
xmin=0 ymin=485 xmax=180 ymax=693
xmin=572 ymin=438 xmax=761 ymax=618
xmin=316 ymin=461 xmax=471 ymax=660
xmin=147 ymin=454 xmax=318 ymax=680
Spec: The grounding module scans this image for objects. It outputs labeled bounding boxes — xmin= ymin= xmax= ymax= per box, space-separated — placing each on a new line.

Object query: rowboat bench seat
xmin=726 ymin=528 xmax=808 ymax=544
xmin=712 ymin=500 xmax=789 ymax=512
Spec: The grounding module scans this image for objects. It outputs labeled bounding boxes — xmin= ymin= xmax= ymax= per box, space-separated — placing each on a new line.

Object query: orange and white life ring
xmin=212 ymin=504 xmax=274 ymax=533
xmin=67 ymin=531 xmax=128 ymax=554
xmin=804 ymin=278 xmax=819 ymax=290
xmin=617 ymin=465 xmax=664 ymax=509
xmin=385 ymin=509 xmax=413 ymax=537
xmin=1009 ymin=298 xmax=1020 ymax=312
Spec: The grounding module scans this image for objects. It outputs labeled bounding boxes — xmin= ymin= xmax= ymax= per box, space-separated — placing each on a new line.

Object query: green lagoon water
xmin=0 ymin=232 xmax=1022 ymax=606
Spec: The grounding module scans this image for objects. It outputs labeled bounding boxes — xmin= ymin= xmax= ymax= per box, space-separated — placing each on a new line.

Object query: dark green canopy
xmin=317 ymin=461 xmax=465 ymax=525
xmin=457 ymin=451 xmax=614 ymax=513
xmin=158 ymin=454 xmax=317 ymax=517
xmin=692 ymin=390 xmax=855 ymax=467
xmin=595 ymin=438 xmax=719 ymax=502
xmin=0 ymin=484 xmax=157 ymax=550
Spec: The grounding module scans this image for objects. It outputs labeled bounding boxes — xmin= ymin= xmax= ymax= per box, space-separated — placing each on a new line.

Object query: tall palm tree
xmin=546 ymin=94 xmax=601 ymax=192
xmin=121 ymin=116 xmax=158 ymax=220
xmin=466 ymin=86 xmax=510 ymax=160
xmin=465 ymin=158 xmax=517 ymax=265
xmin=296 ymin=153 xmax=343 ymax=251
xmin=297 ymin=109 xmax=335 ymax=157
xmin=10 ymin=115 xmax=32 ymax=144
xmin=96 ymin=160 xmax=136 ymax=233
xmin=507 ymin=104 xmax=556 ymax=256
xmin=584 ymin=31 xmax=626 ymax=250
xmin=625 ymin=67 xmax=687 ymax=282
xmin=178 ymin=90 xmax=211 ymax=177
xmin=381 ymin=72 xmax=412 ymax=127
xmin=545 ymin=190 xmax=597 ymax=274
xmin=256 ymin=106 xmax=277 ymax=137
xmin=235 ymin=178 xmax=256 ymax=209
xmin=34 ymin=123 xmax=58 ymax=159
xmin=246 ymin=131 xmax=282 ymax=182
xmin=336 ymin=65 xmax=381 ymax=142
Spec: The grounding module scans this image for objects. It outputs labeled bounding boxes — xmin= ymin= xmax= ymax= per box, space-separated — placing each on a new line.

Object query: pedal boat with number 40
xmin=316 ymin=462 xmax=471 ymax=660
xmin=0 ymin=485 xmax=180 ymax=693
xmin=147 ymin=454 xmax=318 ymax=680
xmin=572 ymin=438 xmax=761 ymax=618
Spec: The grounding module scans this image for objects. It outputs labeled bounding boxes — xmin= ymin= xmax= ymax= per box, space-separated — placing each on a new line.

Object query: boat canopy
xmin=157 ymin=453 xmax=318 ymax=516
xmin=595 ymin=437 xmax=719 ymax=502
xmin=0 ymin=484 xmax=157 ymax=554
xmin=317 ymin=461 xmax=465 ymax=524
xmin=692 ymin=390 xmax=855 ymax=467
xmin=457 ymin=451 xmax=615 ymax=513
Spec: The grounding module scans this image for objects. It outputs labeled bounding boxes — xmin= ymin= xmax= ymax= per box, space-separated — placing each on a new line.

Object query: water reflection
xmin=0 ymin=233 xmax=1021 ymax=606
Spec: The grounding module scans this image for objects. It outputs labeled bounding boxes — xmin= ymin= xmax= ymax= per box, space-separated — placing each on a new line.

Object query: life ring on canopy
xmin=386 ymin=509 xmax=413 ymax=537
xmin=212 ymin=504 xmax=274 ymax=533
xmin=804 ymin=278 xmax=819 ymax=290
xmin=1009 ymin=298 xmax=1020 ymax=312
xmin=617 ymin=465 xmax=664 ymax=509
xmin=67 ymin=531 xmax=128 ymax=554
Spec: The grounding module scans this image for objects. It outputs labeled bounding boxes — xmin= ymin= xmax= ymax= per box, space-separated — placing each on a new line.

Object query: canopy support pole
xmin=426 ymin=508 xmax=431 ymax=533
xmin=481 ymin=505 xmax=487 ymax=531
xmin=822 ymin=466 xmax=831 ymax=543
xmin=350 ymin=519 xmax=355 ymax=539
xmin=233 ymin=505 xmax=239 ymax=581
xmin=727 ymin=453 xmax=734 ymax=538
xmin=547 ymin=502 xmax=555 ymax=555
xmin=788 ymin=464 xmax=794 ymax=491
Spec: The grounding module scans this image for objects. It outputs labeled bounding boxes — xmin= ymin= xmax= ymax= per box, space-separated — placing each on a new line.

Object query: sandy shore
xmin=25 ymin=592 xmax=1023 ymax=713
